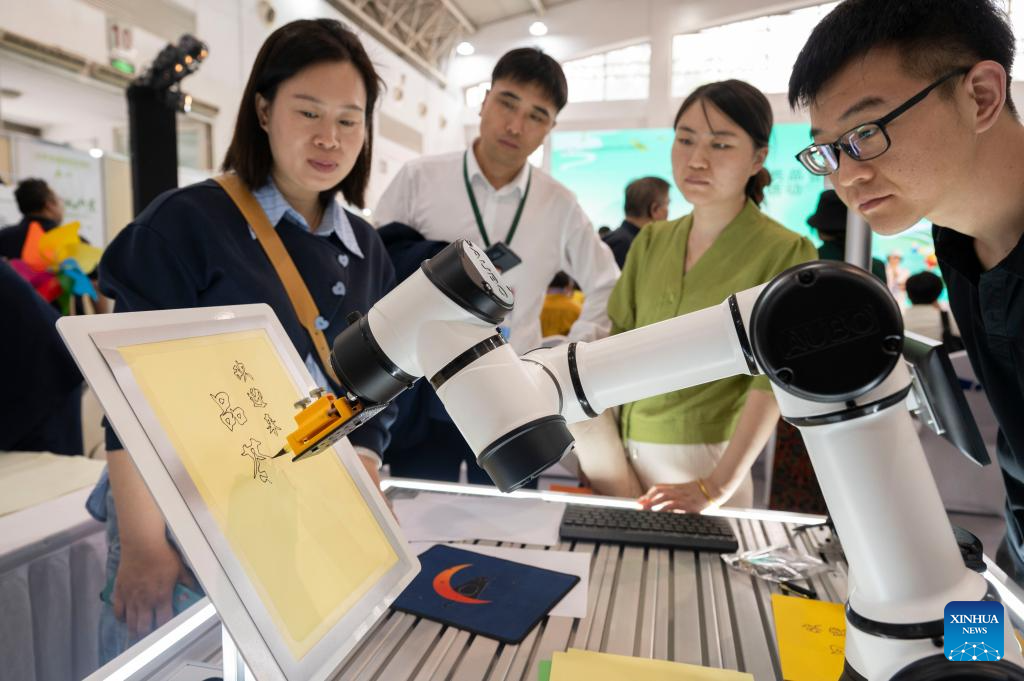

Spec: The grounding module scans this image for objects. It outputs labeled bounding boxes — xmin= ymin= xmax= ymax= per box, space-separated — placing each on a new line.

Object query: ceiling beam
xmin=328 ymin=0 xmax=449 ymax=86
xmin=528 ymin=0 xmax=545 ymax=16
xmin=440 ymin=0 xmax=476 ymax=33
xmin=408 ymin=8 xmax=445 ymax=52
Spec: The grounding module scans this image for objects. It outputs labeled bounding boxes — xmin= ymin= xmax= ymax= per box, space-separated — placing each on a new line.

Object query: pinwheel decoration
xmin=12 ymin=220 xmax=102 ymax=314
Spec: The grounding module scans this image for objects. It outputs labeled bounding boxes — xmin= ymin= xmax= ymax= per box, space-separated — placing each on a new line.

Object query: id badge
xmin=485 ymin=242 xmax=522 ymax=273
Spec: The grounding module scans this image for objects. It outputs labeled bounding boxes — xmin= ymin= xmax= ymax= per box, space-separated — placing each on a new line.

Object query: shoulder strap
xmin=214 ymin=174 xmax=340 ymax=385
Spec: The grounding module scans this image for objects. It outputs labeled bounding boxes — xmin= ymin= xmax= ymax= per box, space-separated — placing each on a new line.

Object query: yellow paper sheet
xmin=118 ymin=329 xmax=398 ymax=660
xmin=550 ymin=649 xmax=753 ymax=679
xmin=771 ymin=593 xmax=846 ymax=681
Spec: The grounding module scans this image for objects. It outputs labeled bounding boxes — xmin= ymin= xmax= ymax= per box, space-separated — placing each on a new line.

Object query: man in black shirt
xmin=602 ymin=176 xmax=669 ymax=269
xmin=790 ymin=1 xmax=1024 ymax=580
xmin=0 ymin=178 xmax=65 ymax=259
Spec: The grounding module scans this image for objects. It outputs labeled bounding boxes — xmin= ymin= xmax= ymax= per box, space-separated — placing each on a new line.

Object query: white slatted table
xmin=99 ymin=480 xmax=1024 ymax=681
xmin=332 ymin=485 xmax=841 ymax=681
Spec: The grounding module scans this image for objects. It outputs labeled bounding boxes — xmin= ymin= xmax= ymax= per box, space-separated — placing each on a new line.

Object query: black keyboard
xmin=559 ymin=505 xmax=739 ymax=552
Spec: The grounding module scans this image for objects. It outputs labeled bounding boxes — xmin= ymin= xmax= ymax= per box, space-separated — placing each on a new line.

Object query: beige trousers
xmin=567 ymin=410 xmax=643 ymax=498
xmin=567 ymin=409 xmax=752 ymax=507
xmin=625 ymin=439 xmax=754 ymax=508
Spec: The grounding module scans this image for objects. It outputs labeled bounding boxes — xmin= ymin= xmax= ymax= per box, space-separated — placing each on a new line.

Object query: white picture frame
xmin=58 ymin=304 xmax=418 ymax=681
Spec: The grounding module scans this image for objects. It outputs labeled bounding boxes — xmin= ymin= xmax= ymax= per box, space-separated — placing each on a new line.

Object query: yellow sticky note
xmin=771 ymin=593 xmax=846 ymax=681
xmin=118 ymin=329 xmax=398 ymax=660
xmin=551 ymin=649 xmax=753 ymax=680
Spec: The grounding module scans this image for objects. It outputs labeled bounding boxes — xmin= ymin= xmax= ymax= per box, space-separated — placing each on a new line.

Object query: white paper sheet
xmin=392 ymin=492 xmax=566 ymax=546
xmin=409 ymin=542 xmax=591 ymax=618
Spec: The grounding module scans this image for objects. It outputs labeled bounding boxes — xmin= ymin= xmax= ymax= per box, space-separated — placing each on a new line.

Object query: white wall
xmin=0 ymin=0 xmax=466 ymax=207
xmin=0 ymin=53 xmax=126 ymax=151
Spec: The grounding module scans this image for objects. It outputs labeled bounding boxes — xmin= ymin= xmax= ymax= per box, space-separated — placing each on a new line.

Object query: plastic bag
xmin=721 ymin=544 xmax=830 ymax=584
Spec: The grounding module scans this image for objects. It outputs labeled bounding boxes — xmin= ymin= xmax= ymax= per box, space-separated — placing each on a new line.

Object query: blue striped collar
xmin=249 ymin=179 xmax=364 ymax=259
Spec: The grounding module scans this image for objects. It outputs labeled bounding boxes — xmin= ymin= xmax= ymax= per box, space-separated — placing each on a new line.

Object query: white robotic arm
xmin=302 ymin=239 xmax=1022 ymax=679
xmin=518 ymin=287 xmax=762 ymax=424
xmin=521 ymin=261 xmax=1023 ymax=679
xmin=322 ymin=240 xmax=576 ymax=490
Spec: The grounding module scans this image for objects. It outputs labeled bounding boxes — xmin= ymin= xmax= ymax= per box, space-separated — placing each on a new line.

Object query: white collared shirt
xmin=374 ymin=145 xmax=620 ymax=353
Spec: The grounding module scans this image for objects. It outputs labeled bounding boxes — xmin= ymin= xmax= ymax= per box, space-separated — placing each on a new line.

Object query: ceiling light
xmin=529 ymin=21 xmax=548 ymax=37
xmin=89 ymin=147 xmax=104 ymax=159
xmin=456 ymin=41 xmax=475 ymax=56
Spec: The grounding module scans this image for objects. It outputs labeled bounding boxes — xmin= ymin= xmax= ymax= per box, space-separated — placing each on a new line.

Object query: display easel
xmin=222 ymin=626 xmax=255 ymax=681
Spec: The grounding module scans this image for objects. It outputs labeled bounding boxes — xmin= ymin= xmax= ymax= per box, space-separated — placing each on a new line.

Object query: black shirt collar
xmin=20 ymin=215 xmax=58 ymax=231
xmin=1004 ymin=230 xmax=1024 ymax=275
xmin=934 ymin=224 xmax=1024 ymax=283
xmin=619 ymin=219 xmax=642 ymax=237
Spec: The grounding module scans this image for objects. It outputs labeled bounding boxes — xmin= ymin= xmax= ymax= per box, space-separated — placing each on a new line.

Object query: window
xmin=563 ymin=43 xmax=651 ymax=103
xmin=672 ymin=3 xmax=838 ymax=97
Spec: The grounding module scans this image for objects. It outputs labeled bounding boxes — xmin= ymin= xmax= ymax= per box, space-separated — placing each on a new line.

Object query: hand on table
xmin=637 ymin=477 xmax=723 ymax=513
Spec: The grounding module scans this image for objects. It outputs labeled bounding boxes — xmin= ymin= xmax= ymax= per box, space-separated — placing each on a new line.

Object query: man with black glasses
xmin=789 ymin=0 xmax=1024 ymax=582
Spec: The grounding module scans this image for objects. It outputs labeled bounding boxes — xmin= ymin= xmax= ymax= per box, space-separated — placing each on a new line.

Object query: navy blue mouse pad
xmin=391 ymin=544 xmax=580 ymax=643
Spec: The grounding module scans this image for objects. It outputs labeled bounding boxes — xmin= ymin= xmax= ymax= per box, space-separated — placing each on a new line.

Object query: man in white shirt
xmin=375 ymin=47 xmax=619 ymax=354
xmin=376 ymin=48 xmax=618 ymax=486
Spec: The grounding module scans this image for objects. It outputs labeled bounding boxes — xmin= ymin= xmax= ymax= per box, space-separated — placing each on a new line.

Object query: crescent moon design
xmin=432 ymin=563 xmax=491 ymax=604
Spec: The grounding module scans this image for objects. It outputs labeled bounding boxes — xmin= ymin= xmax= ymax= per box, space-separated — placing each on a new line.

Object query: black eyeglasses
xmin=795 ymin=67 xmax=970 ymax=176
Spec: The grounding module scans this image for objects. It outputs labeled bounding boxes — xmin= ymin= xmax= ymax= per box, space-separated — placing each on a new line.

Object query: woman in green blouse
xmin=608 ymin=80 xmax=817 ymax=512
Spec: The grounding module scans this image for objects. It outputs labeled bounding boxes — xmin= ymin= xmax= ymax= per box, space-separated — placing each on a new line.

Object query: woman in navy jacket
xmin=92 ymin=19 xmax=397 ymax=661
